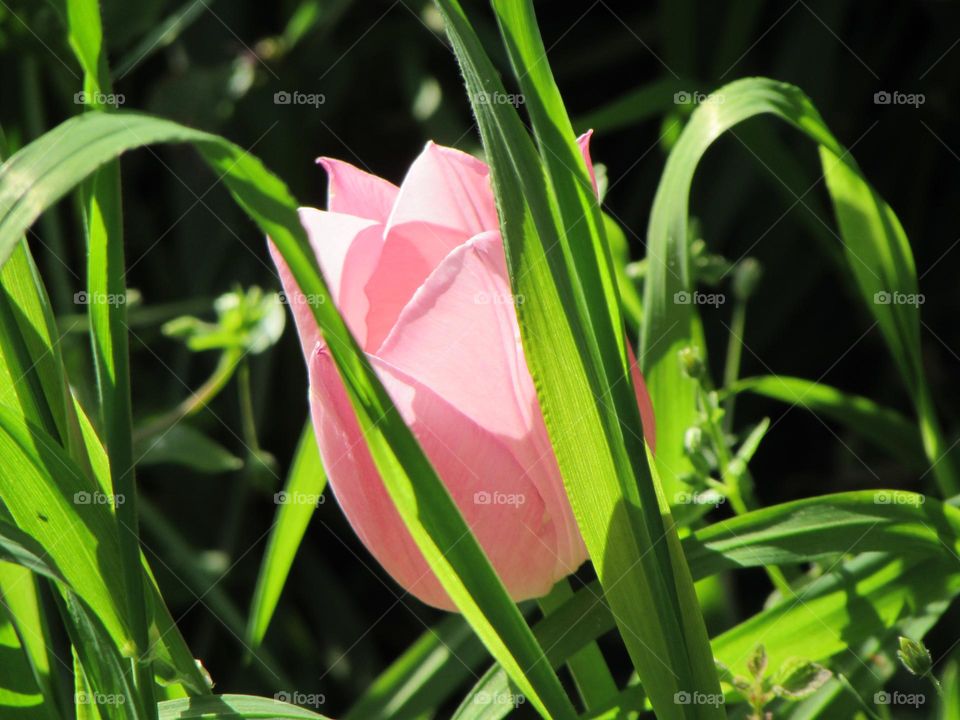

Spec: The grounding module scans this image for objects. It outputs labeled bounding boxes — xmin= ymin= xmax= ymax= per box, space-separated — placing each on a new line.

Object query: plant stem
xmin=698 ymin=387 xmax=792 ymax=597
xmin=722 ymin=297 xmax=747 ymax=434
xmin=132 ymin=348 xmax=242 ymax=444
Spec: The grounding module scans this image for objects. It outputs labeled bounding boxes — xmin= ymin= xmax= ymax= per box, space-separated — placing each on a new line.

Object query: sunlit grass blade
xmin=0 ymin=240 xmax=74 ymax=445
xmin=436 ymin=0 xmax=719 ymax=714
xmin=0 ymin=111 xmax=575 ymax=720
xmin=0 ymin=564 xmax=61 ymax=720
xmin=63 ymin=0 xmax=155 ymax=712
xmin=727 ymin=375 xmax=925 ymax=467
xmin=247 ymin=421 xmax=325 ymax=649
xmin=641 ymin=77 xmax=958 ymax=499
xmin=157 ymin=695 xmax=330 ymax=719
xmin=712 ymin=554 xmax=958 ymax=673
xmin=457 ymin=490 xmax=960 ymax=712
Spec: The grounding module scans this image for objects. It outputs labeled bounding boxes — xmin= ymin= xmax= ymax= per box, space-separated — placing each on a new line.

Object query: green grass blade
xmin=727 ymin=375 xmax=925 ymax=467
xmin=0 ymin=564 xmax=61 ymax=720
xmin=538 ymin=581 xmax=617 ymax=711
xmin=456 ymin=490 xmax=960 ymax=712
xmin=158 ymin=695 xmax=330 ymax=719
xmin=437 ymin=0 xmax=719 ymax=713
xmin=246 ymin=421 xmax=324 ymax=649
xmin=641 ymin=76 xmax=957 ymax=498
xmin=0 ymin=240 xmax=73 ymax=445
xmin=0 ymin=111 xmax=574 ymax=720
xmin=62 ymin=0 xmax=155 ymax=711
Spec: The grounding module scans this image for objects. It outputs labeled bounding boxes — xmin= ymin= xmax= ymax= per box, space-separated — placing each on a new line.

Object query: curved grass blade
xmin=641 ymin=77 xmax=957 ymax=498
xmin=0 ymin=111 xmax=574 ymax=720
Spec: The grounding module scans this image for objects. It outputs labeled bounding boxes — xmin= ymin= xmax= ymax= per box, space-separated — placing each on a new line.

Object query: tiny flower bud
xmin=679 ymin=346 xmax=705 ymax=379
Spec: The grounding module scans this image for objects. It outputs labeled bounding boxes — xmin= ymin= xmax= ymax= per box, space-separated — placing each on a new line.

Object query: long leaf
xmin=641 ymin=77 xmax=958 ymax=498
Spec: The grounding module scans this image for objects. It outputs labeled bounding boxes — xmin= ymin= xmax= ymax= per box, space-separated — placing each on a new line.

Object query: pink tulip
xmin=270 ymin=133 xmax=655 ymax=610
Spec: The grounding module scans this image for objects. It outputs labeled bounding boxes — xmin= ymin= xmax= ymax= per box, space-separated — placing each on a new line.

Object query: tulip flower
xmin=270 ymin=134 xmax=655 ymax=610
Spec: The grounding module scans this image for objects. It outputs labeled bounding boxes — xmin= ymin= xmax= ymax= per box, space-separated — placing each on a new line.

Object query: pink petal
xmin=577 ymin=130 xmax=599 ymax=197
xmin=628 ymin=342 xmax=656 ymax=452
xmin=362 ymin=143 xmax=500 ymax=349
xmin=387 ymin=141 xmax=499 ymax=237
xmin=317 ymin=157 xmax=399 ymax=222
xmin=271 ymin=208 xmax=384 ymax=351
xmin=376 ymin=231 xmax=587 ymax=573
xmin=308 ymin=346 xmax=574 ymax=610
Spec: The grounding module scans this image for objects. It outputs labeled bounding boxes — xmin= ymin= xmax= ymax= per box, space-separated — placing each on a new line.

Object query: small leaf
xmin=135 ymin=424 xmax=243 ymax=474
xmin=747 ymin=644 xmax=767 ymax=680
xmin=772 ymin=657 xmax=832 ymax=699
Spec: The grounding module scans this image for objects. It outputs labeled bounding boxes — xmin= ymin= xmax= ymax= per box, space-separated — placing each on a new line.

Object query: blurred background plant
xmin=3 ymin=0 xmax=960 ymax=717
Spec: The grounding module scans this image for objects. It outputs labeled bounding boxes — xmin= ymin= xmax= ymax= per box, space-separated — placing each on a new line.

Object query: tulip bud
xmin=269 ymin=135 xmax=656 ymax=609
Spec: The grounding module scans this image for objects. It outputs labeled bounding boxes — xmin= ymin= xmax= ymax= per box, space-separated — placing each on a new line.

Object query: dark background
xmin=2 ymin=0 xmax=959 ymax=716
